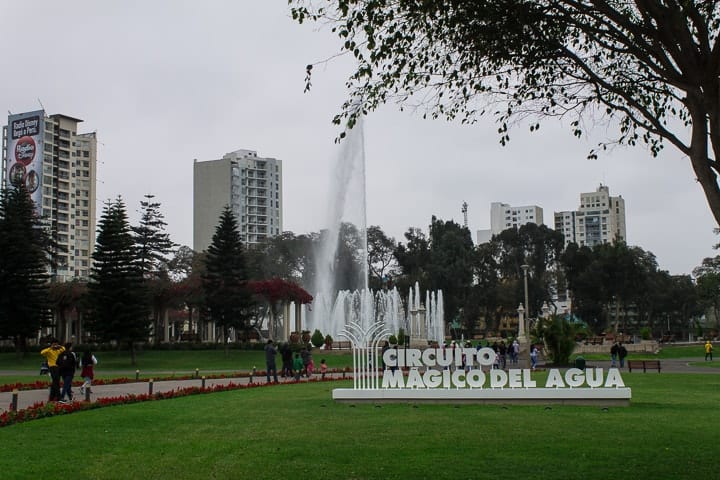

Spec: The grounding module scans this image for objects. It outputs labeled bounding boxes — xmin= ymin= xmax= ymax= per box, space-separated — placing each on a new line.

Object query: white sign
xmin=332 ymin=342 xmax=632 ymax=406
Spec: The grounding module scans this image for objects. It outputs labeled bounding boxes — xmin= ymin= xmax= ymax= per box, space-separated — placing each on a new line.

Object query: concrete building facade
xmin=193 ymin=149 xmax=282 ymax=252
xmin=477 ymin=202 xmax=544 ymax=244
xmin=555 ymin=184 xmax=626 ymax=247
xmin=2 ymin=110 xmax=97 ymax=280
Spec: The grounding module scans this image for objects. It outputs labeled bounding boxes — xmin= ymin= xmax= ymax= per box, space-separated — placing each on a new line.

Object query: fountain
xmin=303 ymin=118 xmax=444 ymax=344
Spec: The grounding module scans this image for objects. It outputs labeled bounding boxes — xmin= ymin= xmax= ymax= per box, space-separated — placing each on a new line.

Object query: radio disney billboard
xmin=332 ymin=321 xmax=632 ymax=406
xmin=6 ymin=111 xmax=44 ymax=210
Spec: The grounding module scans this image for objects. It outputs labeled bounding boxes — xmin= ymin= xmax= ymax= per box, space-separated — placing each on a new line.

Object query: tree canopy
xmin=0 ymin=185 xmax=51 ymax=353
xmin=87 ymin=197 xmax=150 ymax=363
xmin=203 ymin=206 xmax=255 ymax=348
xmin=291 ymin=1 xmax=720 ymax=227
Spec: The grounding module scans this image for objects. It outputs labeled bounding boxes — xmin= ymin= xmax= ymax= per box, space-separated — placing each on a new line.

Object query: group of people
xmin=610 ymin=342 xmax=629 ymax=368
xmin=487 ymin=339 xmax=522 ymax=369
xmin=264 ymin=340 xmax=328 ymax=383
xmin=40 ymin=339 xmax=97 ymax=403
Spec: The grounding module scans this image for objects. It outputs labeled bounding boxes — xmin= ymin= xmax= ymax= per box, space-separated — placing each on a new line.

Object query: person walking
xmin=265 ymin=339 xmax=279 ymax=383
xmin=40 ymin=339 xmax=65 ymax=402
xmin=300 ymin=346 xmax=311 ymax=377
xmin=79 ymin=350 xmax=98 ymax=395
xmin=618 ymin=343 xmax=628 ymax=368
xmin=56 ymin=343 xmax=77 ymax=403
xmin=511 ymin=339 xmax=520 ymax=365
xmin=705 ymin=340 xmax=713 ymax=361
xmin=280 ymin=343 xmax=293 ymax=378
xmin=610 ymin=342 xmax=619 ymax=368
xmin=530 ymin=344 xmax=539 ymax=370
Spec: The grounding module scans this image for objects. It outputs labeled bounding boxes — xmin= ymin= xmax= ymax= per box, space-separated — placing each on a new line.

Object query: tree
xmin=86 ymin=197 xmax=150 ymax=364
xmin=203 ymin=206 xmax=255 ymax=352
xmin=427 ymin=217 xmax=475 ymax=328
xmin=0 ymin=185 xmax=51 ymax=355
xmin=132 ymin=194 xmax=175 ymax=280
xmin=394 ymin=227 xmax=431 ymax=292
xmin=694 ymin=256 xmax=720 ymax=336
xmin=493 ymin=224 xmax=565 ymax=315
xmin=132 ymin=195 xmax=176 ymax=344
xmin=366 ymin=225 xmax=398 ymax=289
xmin=292 ymin=2 xmax=720 ymax=227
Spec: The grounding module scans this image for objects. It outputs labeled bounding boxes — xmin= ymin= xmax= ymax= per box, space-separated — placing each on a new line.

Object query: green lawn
xmin=0 ymin=373 xmax=717 ymax=479
xmin=0 ymin=349 xmax=355 ymax=385
xmin=574 ymin=343 xmax=708 ymax=361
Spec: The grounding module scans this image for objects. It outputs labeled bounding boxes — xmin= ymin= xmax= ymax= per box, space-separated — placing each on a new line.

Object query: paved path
xmin=0 ymin=373 xmax=349 ymax=414
xmin=1 ymin=358 xmax=717 ymax=414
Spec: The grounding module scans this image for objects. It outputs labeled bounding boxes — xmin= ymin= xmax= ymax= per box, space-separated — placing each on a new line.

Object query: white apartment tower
xmin=2 ymin=110 xmax=98 ymax=281
xmin=193 ymin=149 xmax=283 ymax=252
xmin=476 ymin=202 xmax=544 ymax=244
xmin=554 ymin=184 xmax=626 ymax=247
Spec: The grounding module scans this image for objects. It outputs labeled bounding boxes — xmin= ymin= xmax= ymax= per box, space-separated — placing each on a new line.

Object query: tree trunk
xmin=223 ymin=325 xmax=229 ymax=357
xmin=13 ymin=335 xmax=25 ymax=360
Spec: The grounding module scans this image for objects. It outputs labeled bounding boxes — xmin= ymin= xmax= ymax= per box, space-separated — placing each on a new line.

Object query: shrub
xmin=540 ymin=316 xmax=576 ymax=365
xmin=397 ymin=328 xmax=406 ymax=346
xmin=388 ymin=335 xmax=398 ymax=345
xmin=311 ymin=329 xmax=324 ymax=348
xmin=640 ymin=327 xmax=651 ymax=340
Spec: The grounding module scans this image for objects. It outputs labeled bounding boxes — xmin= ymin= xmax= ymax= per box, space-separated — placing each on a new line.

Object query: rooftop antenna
xmin=461 ymin=201 xmax=468 ymax=228
xmin=37 ymin=98 xmax=46 ymax=112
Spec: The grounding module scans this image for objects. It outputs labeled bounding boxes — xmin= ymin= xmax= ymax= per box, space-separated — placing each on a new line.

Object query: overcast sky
xmin=1 ymin=1 xmax=717 ymax=275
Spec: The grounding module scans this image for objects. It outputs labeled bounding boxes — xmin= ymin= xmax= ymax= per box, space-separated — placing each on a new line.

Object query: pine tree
xmin=131 ymin=194 xmax=176 ymax=344
xmin=132 ymin=194 xmax=175 ymax=279
xmin=202 ymin=206 xmax=254 ymax=353
xmin=86 ymin=197 xmax=149 ymax=364
xmin=0 ymin=185 xmax=51 ymax=356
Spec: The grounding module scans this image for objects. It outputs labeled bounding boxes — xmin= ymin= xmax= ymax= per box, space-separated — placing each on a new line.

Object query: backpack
xmin=57 ymin=351 xmax=77 ymax=372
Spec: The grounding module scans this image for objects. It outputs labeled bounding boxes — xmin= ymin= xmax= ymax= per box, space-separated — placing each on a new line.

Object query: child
xmin=292 ymin=353 xmax=304 ymax=381
xmin=80 ymin=350 xmax=98 ymax=395
xmin=320 ymin=358 xmax=328 ymax=378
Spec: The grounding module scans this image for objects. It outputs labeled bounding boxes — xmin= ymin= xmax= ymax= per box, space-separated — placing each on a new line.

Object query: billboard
xmin=5 ymin=110 xmax=44 ymax=211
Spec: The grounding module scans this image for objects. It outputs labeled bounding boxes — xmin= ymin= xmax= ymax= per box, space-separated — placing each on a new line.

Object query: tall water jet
xmin=305 ymin=118 xmax=444 ymax=343
xmin=314 ymin=117 xmax=368 ymax=298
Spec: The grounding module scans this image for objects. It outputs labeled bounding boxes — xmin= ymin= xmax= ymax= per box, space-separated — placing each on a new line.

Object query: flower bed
xmin=1 ymin=376 xmax=343 ymax=428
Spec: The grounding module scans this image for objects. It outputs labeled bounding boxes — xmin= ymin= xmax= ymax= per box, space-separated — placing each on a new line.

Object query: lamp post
xmin=517 ymin=303 xmax=526 ymax=341
xmin=521 ymin=264 xmax=530 ymax=332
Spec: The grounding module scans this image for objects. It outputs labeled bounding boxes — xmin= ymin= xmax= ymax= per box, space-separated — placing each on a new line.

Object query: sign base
xmin=333 ymin=387 xmax=631 ymax=406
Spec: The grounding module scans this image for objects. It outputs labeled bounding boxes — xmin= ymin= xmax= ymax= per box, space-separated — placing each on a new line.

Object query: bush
xmin=388 ymin=335 xmax=398 ymax=345
xmin=540 ymin=316 xmax=576 ymax=365
xmin=397 ymin=328 xmax=406 ymax=346
xmin=640 ymin=327 xmax=651 ymax=340
xmin=311 ymin=329 xmax=325 ymax=348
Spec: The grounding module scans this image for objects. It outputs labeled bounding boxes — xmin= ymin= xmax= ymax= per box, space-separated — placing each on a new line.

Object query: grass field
xmin=0 ymin=349 xmax=356 ymax=385
xmin=0 ymin=373 xmax=717 ymax=479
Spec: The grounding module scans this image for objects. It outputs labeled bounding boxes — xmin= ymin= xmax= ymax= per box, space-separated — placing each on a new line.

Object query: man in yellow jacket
xmin=40 ymin=339 xmax=65 ymax=401
xmin=705 ymin=340 xmax=713 ymax=361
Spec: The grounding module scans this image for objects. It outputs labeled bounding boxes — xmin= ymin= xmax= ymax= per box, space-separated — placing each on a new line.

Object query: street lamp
xmin=521 ymin=264 xmax=530 ymax=332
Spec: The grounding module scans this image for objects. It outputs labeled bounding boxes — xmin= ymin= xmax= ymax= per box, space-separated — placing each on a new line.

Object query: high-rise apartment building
xmin=554 ymin=184 xmax=626 ymax=247
xmin=193 ymin=149 xmax=282 ymax=252
xmin=2 ymin=110 xmax=97 ymax=281
xmin=476 ymin=202 xmax=544 ymax=244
